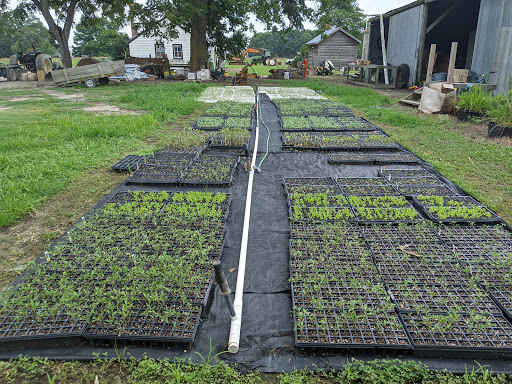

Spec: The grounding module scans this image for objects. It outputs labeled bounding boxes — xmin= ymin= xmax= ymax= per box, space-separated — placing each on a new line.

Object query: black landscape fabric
xmin=1 ymin=92 xmax=512 ymax=373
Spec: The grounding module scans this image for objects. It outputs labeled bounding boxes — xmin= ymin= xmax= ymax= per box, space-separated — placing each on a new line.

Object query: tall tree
xmin=9 ymin=1 xmax=128 ymax=68
xmin=0 ymin=11 xmax=57 ymax=57
xmin=313 ymin=0 xmax=365 ymax=40
xmin=73 ymin=19 xmax=129 ymax=59
xmin=135 ymin=0 xmax=312 ymax=72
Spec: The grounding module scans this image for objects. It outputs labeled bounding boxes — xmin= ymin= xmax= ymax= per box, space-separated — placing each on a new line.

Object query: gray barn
xmin=368 ymin=0 xmax=512 ymax=94
xmin=306 ymin=27 xmax=361 ymax=68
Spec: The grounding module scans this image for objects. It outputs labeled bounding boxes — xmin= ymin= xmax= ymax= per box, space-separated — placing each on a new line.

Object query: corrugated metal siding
xmin=472 ymin=0 xmax=512 ymax=82
xmin=494 ymin=27 xmax=512 ymax=94
xmin=386 ymin=4 xmax=425 ymax=86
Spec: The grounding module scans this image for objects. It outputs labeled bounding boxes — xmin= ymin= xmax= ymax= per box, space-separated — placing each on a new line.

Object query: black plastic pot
xmin=488 ymin=121 xmax=512 ymax=138
xmin=457 ymin=109 xmax=482 ymax=122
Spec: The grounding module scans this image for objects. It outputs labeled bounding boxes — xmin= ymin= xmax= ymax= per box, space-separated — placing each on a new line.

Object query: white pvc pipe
xmin=228 ymin=90 xmax=260 ymax=354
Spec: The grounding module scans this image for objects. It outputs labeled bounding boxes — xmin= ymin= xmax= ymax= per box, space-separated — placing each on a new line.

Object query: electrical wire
xmin=257 ymin=94 xmax=270 ymax=169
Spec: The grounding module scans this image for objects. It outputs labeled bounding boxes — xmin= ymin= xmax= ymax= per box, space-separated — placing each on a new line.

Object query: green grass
xmin=0 ymin=357 xmax=509 ymax=383
xmin=265 ymin=79 xmax=512 ymax=224
xmin=0 ymin=82 xmax=208 ymax=228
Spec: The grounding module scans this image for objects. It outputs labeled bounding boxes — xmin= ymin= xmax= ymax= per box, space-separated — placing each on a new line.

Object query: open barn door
xmin=386 ymin=4 xmax=425 ymax=86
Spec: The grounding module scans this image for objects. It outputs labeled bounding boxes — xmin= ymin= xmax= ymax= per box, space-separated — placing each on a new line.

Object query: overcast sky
xmin=8 ymin=0 xmax=416 ymax=46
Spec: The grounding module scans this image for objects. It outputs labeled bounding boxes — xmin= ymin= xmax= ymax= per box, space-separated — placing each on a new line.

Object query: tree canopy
xmin=9 ymin=0 xmax=129 ymax=68
xmin=248 ymin=30 xmax=316 ymax=58
xmin=0 ymin=11 xmax=58 ymax=58
xmin=134 ymin=0 xmax=312 ymax=71
xmin=73 ymin=20 xmax=129 ymax=60
xmin=313 ymin=0 xmax=365 ymax=41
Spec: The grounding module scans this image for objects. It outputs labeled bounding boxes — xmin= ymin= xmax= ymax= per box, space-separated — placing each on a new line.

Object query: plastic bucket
xmin=21 ymin=72 xmax=28 ymax=81
xmin=432 ymin=72 xmax=448 ymax=82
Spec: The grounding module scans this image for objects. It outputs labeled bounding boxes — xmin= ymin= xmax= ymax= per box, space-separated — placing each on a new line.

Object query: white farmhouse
xmin=127 ymin=27 xmax=217 ymax=69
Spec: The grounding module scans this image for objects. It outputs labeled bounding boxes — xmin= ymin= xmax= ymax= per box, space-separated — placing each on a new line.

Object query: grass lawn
xmin=0 ymin=82 xmax=208 ymax=228
xmin=1 ymin=356 xmax=510 ymax=383
xmin=260 ymin=78 xmax=512 ymax=225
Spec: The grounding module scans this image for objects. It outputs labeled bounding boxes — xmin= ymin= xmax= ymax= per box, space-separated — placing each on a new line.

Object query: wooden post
xmin=379 ymin=14 xmax=389 ymax=85
xmin=447 ymin=42 xmax=458 ymax=83
xmin=425 ymin=44 xmax=436 ymax=83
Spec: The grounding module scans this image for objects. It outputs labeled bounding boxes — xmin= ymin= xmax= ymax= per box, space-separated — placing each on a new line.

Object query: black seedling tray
xmin=378 ymin=168 xmax=432 ymax=178
xmin=286 ymin=194 xmax=349 ymax=208
xmin=111 ymin=155 xmax=146 ymax=172
xmin=308 ymin=116 xmax=345 ymax=132
xmin=340 ymin=185 xmax=400 ymax=196
xmin=400 ymin=312 xmax=512 ymax=359
xmin=284 ymin=176 xmax=336 ymax=187
xmin=292 ymin=281 xmax=393 ymax=311
xmin=376 ymin=260 xmax=469 ymax=284
xmin=397 ymin=185 xmax=456 ymax=197
xmin=281 ymin=133 xmax=320 ymax=150
xmin=412 ymin=197 xmax=501 ymax=224
xmin=462 ymin=262 xmax=512 ymax=286
xmin=433 ymin=224 xmax=512 ymax=244
xmin=289 ymin=238 xmax=371 ymax=261
xmin=352 ymin=206 xmax=421 ymax=223
xmin=293 ymin=309 xmax=410 ymax=350
xmin=337 ymin=117 xmax=377 ymax=131
xmin=289 ymin=221 xmax=363 ymax=241
xmin=83 ymin=303 xmax=202 ymax=345
xmin=447 ymin=243 xmax=512 ymax=263
xmin=371 ymin=153 xmax=420 ymax=165
xmin=0 ymin=309 xmax=88 ymax=341
xmin=361 ymin=223 xmax=442 ymax=243
xmin=328 ymin=153 xmax=374 ymax=165
xmin=487 ymin=286 xmax=512 ymax=320
xmin=358 ymin=142 xmax=401 ymax=151
xmin=336 ymin=177 xmax=391 ymax=186
xmin=369 ymin=241 xmax=457 ymax=263
xmin=388 ymin=284 xmax=502 ymax=315
xmin=289 ymin=206 xmax=356 ymax=222
xmin=280 ymin=116 xmax=313 ymax=132
xmin=107 ymin=191 xmax=174 ymax=204
xmin=389 ymin=176 xmax=443 ymax=186
xmin=126 ymin=162 xmax=190 ymax=186
xmin=284 ymin=184 xmax=341 ymax=196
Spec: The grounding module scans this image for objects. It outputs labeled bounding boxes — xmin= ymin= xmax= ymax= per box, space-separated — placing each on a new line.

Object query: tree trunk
xmin=55 ymin=32 xmax=73 ymax=68
xmin=35 ymin=0 xmax=77 ymax=68
xmin=190 ymin=10 xmax=208 ymax=72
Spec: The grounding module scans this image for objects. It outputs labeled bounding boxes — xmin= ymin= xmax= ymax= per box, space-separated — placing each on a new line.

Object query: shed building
xmin=306 ymin=27 xmax=361 ymax=69
xmin=368 ymin=0 xmax=512 ymax=93
xmin=127 ymin=27 xmax=217 ymax=68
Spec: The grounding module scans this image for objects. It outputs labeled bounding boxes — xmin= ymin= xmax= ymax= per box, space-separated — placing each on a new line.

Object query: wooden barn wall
xmin=308 ymin=31 xmax=358 ymax=68
xmin=386 ymin=4 xmax=425 ymax=86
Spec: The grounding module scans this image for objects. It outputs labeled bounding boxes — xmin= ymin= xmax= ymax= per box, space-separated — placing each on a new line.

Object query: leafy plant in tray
xmin=282 ymin=116 xmax=311 ymax=130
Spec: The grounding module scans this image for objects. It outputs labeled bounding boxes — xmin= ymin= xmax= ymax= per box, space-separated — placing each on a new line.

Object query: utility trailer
xmin=51 ymin=60 xmax=126 ymax=87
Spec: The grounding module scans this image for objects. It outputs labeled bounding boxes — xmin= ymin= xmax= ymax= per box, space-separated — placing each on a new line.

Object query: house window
xmin=155 ymin=43 xmax=165 ymax=58
xmin=173 ymin=44 xmax=183 ymax=59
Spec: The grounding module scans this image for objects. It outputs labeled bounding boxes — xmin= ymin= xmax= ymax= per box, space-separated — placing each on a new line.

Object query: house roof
xmin=127 ymin=34 xmax=140 ymax=44
xmin=368 ymin=0 xmax=432 ymax=22
xmin=306 ymin=27 xmax=361 ymax=45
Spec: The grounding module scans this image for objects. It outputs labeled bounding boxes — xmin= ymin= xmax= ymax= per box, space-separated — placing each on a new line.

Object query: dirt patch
xmin=82 ymin=103 xmax=146 ymax=115
xmin=8 ymin=96 xmax=44 ymax=102
xmin=0 ymin=106 xmax=11 ymax=112
xmin=40 ymin=89 xmax=85 ymax=101
xmin=0 ymin=168 xmax=127 ymax=292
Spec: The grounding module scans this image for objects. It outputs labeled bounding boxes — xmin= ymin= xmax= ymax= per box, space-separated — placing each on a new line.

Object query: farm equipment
xmin=316 ymin=60 xmax=335 ymax=76
xmin=230 ymin=48 xmax=276 ymax=66
xmin=51 ymin=60 xmax=126 ymax=87
xmin=7 ymin=39 xmax=53 ymax=81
